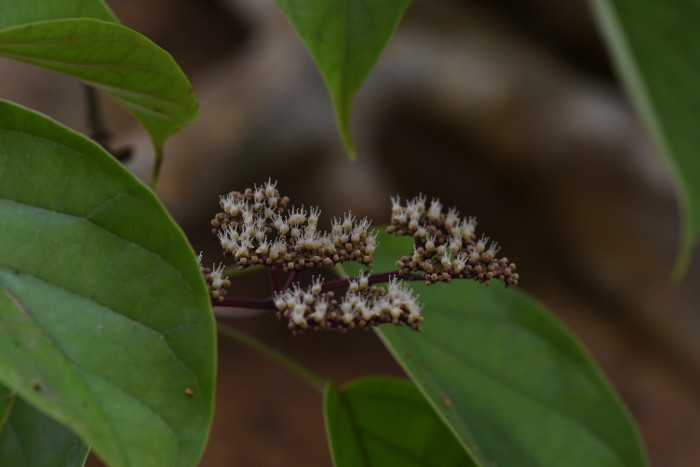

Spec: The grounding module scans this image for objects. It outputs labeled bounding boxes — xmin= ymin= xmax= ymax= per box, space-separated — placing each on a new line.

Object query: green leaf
xmin=324 ymin=377 xmax=476 ymax=467
xmin=353 ymin=232 xmax=648 ymax=467
xmin=0 ymin=100 xmax=215 ymax=467
xmin=590 ymin=0 xmax=700 ymax=275
xmin=0 ymin=385 xmax=89 ymax=467
xmin=0 ymin=0 xmax=117 ymax=30
xmin=0 ymin=384 xmax=11 ymax=424
xmin=0 ymin=13 xmax=198 ymax=175
xmin=274 ymin=0 xmax=410 ymax=159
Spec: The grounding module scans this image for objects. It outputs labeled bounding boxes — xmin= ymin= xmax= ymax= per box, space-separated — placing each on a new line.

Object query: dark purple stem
xmin=320 ymin=272 xmax=425 ymax=293
xmin=212 ymin=270 xmax=425 ymax=312
xmin=267 ymin=268 xmax=280 ymax=293
xmin=282 ymin=270 xmax=301 ymax=292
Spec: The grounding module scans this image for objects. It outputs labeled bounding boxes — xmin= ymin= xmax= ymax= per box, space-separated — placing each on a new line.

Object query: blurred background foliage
xmin=2 ymin=0 xmax=698 ymax=465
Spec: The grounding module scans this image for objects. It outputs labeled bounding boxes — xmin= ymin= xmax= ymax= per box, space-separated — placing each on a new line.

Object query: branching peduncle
xmin=212 ymin=270 xmax=425 ymax=312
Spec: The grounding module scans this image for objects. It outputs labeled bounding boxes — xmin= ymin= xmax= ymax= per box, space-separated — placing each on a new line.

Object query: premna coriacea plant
xmin=0 ymin=0 xmax=666 ymax=465
xmin=200 ymin=180 xmax=519 ymax=334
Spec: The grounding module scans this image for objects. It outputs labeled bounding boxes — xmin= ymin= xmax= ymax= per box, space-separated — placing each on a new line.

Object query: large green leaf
xmin=0 ymin=0 xmax=117 ymax=29
xmin=353 ymin=232 xmax=648 ymax=467
xmin=0 ymin=5 xmax=198 ymax=177
xmin=324 ymin=377 xmax=475 ymax=467
xmin=590 ymin=0 xmax=700 ymax=275
xmin=0 ymin=384 xmax=89 ymax=467
xmin=274 ymin=0 xmax=410 ymax=159
xmin=0 ymin=100 xmax=215 ymax=467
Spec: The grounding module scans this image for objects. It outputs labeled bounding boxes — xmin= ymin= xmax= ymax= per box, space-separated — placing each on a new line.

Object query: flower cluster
xmin=203 ymin=181 xmax=520 ymax=335
xmin=198 ymin=253 xmax=232 ymax=302
xmin=211 ymin=179 xmax=376 ymax=271
xmin=388 ymin=195 xmax=519 ymax=287
xmin=273 ymin=273 xmax=423 ymax=335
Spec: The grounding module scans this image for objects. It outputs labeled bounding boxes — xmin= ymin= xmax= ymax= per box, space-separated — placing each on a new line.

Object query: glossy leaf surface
xmin=351 ymin=232 xmax=648 ymax=467
xmin=591 ymin=0 xmax=700 ymax=274
xmin=274 ymin=0 xmax=410 ymax=159
xmin=0 ymin=12 xmax=197 ymax=152
xmin=0 ymin=100 xmax=215 ymax=467
xmin=324 ymin=377 xmax=475 ymax=467
xmin=0 ymin=384 xmax=89 ymax=467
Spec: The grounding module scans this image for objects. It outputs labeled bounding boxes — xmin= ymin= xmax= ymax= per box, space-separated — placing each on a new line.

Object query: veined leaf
xmin=0 ymin=384 xmax=89 ymax=467
xmin=0 ymin=19 xmax=198 ymax=152
xmin=590 ymin=0 xmax=700 ymax=275
xmin=324 ymin=377 xmax=476 ymax=467
xmin=0 ymin=100 xmax=215 ymax=467
xmin=274 ymin=0 xmax=410 ymax=159
xmin=351 ymin=232 xmax=648 ymax=467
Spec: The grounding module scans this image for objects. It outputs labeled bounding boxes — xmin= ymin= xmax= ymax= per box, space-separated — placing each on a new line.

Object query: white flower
xmin=220 ymin=193 xmax=244 ymax=215
xmin=390 ymin=195 xmax=402 ymax=214
xmin=445 ymin=207 xmax=460 ymax=230
xmin=263 ymin=178 xmax=278 ymax=198
xmin=273 ymin=214 xmax=289 ymax=236
xmin=288 ymin=206 xmax=307 ymax=226
xmin=310 ymin=297 xmax=329 ymax=322
xmin=460 ymin=217 xmax=477 ymax=239
xmin=308 ymin=206 xmax=321 ymax=226
xmin=487 ymin=242 xmax=500 ymax=256
xmin=291 ymin=303 xmax=308 ymax=327
xmin=440 ymin=251 xmax=452 ymax=268
xmin=209 ymin=263 xmax=229 ymax=289
xmin=341 ymin=212 xmax=355 ymax=230
xmin=412 ymin=245 xmax=422 ymax=263
xmin=242 ymin=209 xmax=254 ymax=226
xmin=453 ymin=252 xmax=468 ymax=273
xmin=427 ymin=198 xmax=443 ymax=221
xmin=448 ymin=235 xmax=462 ymax=253
xmin=255 ymin=239 xmax=271 ymax=255
xmin=425 ymin=234 xmax=436 ymax=252
xmin=476 ymin=235 xmax=489 ymax=253
xmin=364 ymin=231 xmax=378 ymax=254
xmin=269 ymin=238 xmax=287 ymax=260
xmin=311 ymin=276 xmax=324 ymax=295
xmin=218 ymin=226 xmax=236 ymax=252
xmin=358 ymin=270 xmax=369 ymax=289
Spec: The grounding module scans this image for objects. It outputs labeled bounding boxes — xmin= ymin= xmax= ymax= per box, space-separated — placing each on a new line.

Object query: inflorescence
xmin=201 ymin=180 xmax=518 ymax=334
xmin=274 ymin=273 xmax=422 ymax=335
xmin=388 ymin=195 xmax=519 ymax=287
xmin=210 ymin=179 xmax=376 ymax=271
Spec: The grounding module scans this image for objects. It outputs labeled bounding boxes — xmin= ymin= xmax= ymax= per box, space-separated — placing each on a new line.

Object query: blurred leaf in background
xmin=591 ymin=0 xmax=700 ymax=276
xmin=0 ymin=0 xmax=198 ymax=182
xmin=274 ymin=0 xmax=410 ymax=159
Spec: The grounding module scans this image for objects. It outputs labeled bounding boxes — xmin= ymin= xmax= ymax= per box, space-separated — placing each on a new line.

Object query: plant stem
xmin=213 ymin=270 xmax=425 ymax=310
xmin=85 ymin=85 xmax=110 ymax=146
xmin=282 ymin=270 xmax=301 ymax=291
xmin=268 ymin=268 xmax=280 ymax=293
xmin=84 ymin=85 xmax=132 ymax=162
xmin=150 ymin=144 xmax=164 ymax=189
xmin=321 ymin=271 xmax=425 ymax=293
xmin=216 ymin=322 xmax=327 ymax=394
